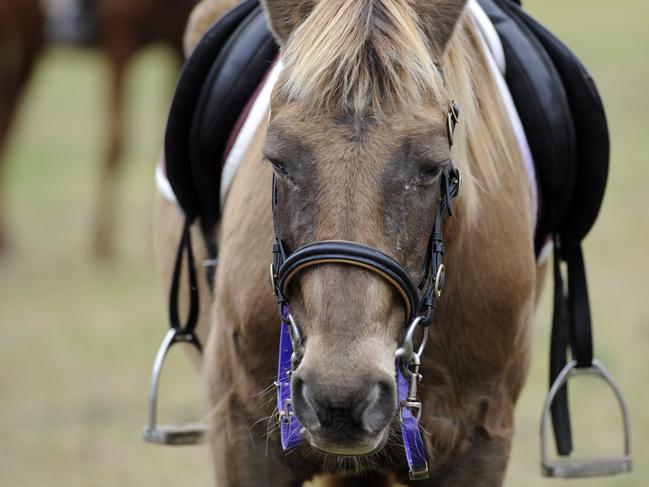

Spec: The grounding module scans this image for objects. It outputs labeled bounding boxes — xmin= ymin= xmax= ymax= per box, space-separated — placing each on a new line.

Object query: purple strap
xmin=398 ymin=366 xmax=429 ymax=480
xmin=277 ymin=310 xmax=303 ymax=450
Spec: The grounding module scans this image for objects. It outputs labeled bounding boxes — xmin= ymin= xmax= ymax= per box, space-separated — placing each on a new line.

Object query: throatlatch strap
xmin=549 ymin=239 xmax=594 ymax=456
xmin=168 ymin=218 xmax=202 ymax=350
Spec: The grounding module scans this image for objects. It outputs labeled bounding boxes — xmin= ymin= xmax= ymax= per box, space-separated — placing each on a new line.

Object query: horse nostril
xmin=358 ymin=381 xmax=394 ymax=434
xmin=292 ymin=375 xmax=321 ymax=430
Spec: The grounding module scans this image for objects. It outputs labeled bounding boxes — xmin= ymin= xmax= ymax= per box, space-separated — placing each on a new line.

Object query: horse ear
xmin=415 ymin=0 xmax=468 ymax=56
xmin=261 ymin=0 xmax=315 ymax=47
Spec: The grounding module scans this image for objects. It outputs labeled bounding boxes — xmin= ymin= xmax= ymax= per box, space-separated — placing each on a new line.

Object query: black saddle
xmin=165 ymin=0 xmax=277 ymax=238
xmin=477 ymin=0 xmax=609 ymax=256
xmin=165 ymin=0 xmax=608 ymax=257
xmin=162 ymin=0 xmax=615 ymax=468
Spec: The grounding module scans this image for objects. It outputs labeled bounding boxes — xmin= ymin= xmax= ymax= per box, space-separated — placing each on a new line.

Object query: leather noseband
xmin=274 ymin=240 xmax=420 ymax=321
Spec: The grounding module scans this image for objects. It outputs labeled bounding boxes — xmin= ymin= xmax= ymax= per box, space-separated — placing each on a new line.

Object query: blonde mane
xmin=282 ymin=0 xmax=444 ymax=114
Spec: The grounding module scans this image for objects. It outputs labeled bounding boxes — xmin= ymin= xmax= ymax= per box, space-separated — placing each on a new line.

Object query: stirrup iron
xmin=143 ymin=329 xmax=207 ymax=445
xmin=540 ymin=359 xmax=632 ymax=478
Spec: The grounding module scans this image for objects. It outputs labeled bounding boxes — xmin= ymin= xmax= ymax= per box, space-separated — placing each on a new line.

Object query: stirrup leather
xmin=540 ymin=359 xmax=632 ymax=478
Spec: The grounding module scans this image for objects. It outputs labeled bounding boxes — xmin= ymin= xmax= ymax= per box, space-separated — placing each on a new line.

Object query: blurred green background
xmin=0 ymin=1 xmax=646 ymax=485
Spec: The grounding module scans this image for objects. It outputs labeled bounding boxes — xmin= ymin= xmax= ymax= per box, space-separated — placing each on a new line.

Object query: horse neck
xmin=425 ymin=15 xmax=536 ymax=376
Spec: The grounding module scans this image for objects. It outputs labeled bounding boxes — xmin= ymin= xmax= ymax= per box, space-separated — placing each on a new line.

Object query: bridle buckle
xmin=278 ymin=399 xmax=295 ymax=424
xmin=447 ymin=100 xmax=461 ymax=146
xmin=400 ymin=400 xmax=423 ymax=423
xmin=434 ymin=264 xmax=446 ymax=298
xmin=269 ymin=262 xmax=277 ymax=295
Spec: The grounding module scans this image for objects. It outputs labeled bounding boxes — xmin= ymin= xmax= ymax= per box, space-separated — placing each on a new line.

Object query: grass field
xmin=0 ymin=1 xmax=647 ymax=485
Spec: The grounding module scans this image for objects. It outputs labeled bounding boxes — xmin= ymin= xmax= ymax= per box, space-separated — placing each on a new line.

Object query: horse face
xmin=264 ymin=102 xmax=451 ymax=455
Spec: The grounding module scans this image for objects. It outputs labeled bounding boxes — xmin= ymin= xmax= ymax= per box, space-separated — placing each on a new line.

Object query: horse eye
xmin=420 ymin=165 xmax=441 ymax=178
xmin=267 ymin=157 xmax=288 ymax=176
xmin=415 ymin=164 xmax=443 ymax=186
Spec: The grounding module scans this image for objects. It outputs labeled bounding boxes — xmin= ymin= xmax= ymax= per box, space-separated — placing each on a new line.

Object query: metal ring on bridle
xmin=395 ymin=316 xmax=427 ymax=364
xmin=286 ymin=313 xmax=303 ymax=349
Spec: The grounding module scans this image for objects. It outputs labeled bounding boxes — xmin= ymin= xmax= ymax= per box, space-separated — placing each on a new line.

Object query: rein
xmin=270 ymin=103 xmax=461 ymax=480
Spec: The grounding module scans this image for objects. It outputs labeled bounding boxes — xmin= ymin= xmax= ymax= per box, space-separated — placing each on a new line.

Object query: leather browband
xmin=277 ymin=240 xmax=419 ymax=321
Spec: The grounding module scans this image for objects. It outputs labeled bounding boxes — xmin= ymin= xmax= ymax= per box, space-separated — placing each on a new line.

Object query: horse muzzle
xmin=291 ymin=371 xmax=395 ymax=455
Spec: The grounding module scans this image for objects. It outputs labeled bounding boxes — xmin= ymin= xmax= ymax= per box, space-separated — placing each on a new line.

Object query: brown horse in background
xmin=0 ymin=0 xmax=44 ymax=254
xmin=0 ymin=0 xmax=197 ymax=257
xmin=92 ymin=0 xmax=197 ymax=257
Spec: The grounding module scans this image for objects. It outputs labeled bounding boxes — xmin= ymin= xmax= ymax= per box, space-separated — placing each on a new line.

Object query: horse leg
xmin=0 ymin=28 xmax=23 ymax=256
xmin=92 ymin=40 xmax=131 ymax=259
xmin=0 ymin=0 xmax=43 ymax=257
xmin=0 ymin=110 xmax=14 ymax=255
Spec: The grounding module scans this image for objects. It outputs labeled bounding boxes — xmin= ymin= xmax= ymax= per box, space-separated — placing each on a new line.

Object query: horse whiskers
xmin=259 ymin=394 xmax=276 ymax=412
xmin=248 ymin=409 xmax=277 ymax=430
xmin=252 ymin=380 xmax=278 ymax=398
xmin=290 ymin=440 xmax=388 ymax=476
xmin=262 ymin=406 xmax=282 ymax=454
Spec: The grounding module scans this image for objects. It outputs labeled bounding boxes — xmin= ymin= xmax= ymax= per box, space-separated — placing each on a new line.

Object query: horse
xmin=91 ymin=0 xmax=198 ymax=257
xmin=154 ymin=0 xmax=544 ymax=484
xmin=0 ymin=0 xmax=197 ymax=257
xmin=0 ymin=0 xmax=44 ymax=254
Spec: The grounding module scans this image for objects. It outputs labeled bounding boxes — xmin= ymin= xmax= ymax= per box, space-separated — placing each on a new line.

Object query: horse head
xmin=263 ymin=0 xmax=469 ymax=457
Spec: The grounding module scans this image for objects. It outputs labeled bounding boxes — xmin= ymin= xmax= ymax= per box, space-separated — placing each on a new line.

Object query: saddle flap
xmin=478 ymin=0 xmax=577 ymax=253
xmin=190 ymin=6 xmax=277 ymax=231
xmin=504 ymin=0 xmax=610 ymax=253
xmin=164 ymin=0 xmax=260 ymax=222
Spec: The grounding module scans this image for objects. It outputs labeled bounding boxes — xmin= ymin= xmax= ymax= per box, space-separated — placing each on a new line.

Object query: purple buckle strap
xmin=396 ymin=314 xmax=431 ymax=480
xmin=277 ymin=306 xmax=303 ymax=450
xmin=398 ymin=366 xmax=429 ymax=480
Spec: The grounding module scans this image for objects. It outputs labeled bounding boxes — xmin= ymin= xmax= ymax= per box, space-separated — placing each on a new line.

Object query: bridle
xmin=270 ymin=102 xmax=462 ymax=480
